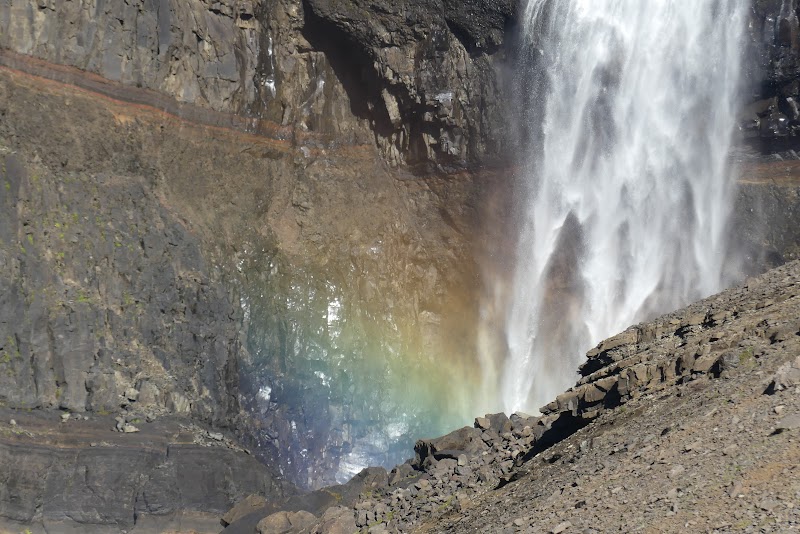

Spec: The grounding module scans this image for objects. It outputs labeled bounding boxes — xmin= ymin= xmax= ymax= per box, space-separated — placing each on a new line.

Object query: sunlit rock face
xmin=2 ymin=0 xmax=800 ymax=502
xmin=0 ymin=0 xmax=515 ymax=490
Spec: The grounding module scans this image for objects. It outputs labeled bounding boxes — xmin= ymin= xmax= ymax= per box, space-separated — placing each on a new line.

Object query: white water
xmin=501 ymin=0 xmax=746 ymax=413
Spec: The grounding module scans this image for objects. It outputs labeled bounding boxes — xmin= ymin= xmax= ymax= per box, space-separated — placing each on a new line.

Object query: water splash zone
xmin=500 ymin=0 xmax=747 ymax=413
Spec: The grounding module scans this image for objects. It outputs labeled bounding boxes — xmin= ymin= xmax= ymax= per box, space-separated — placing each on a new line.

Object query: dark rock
xmin=441 ymin=0 xmax=516 ymax=52
xmin=0 ymin=412 xmax=291 ymax=533
xmin=432 ymin=449 xmax=464 ymax=461
xmin=303 ymin=0 xmax=513 ymax=167
xmin=743 ymin=1 xmax=800 ymax=150
xmin=414 ymin=426 xmax=487 ymax=468
xmin=485 ymin=412 xmax=513 ymax=433
xmin=388 ymin=463 xmax=417 ymax=487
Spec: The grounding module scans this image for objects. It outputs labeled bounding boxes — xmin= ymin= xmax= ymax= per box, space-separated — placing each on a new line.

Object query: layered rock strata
xmin=0 ymin=0 xmax=516 ymax=169
xmin=0 ymin=0 xmax=511 ymax=495
xmin=0 ymin=410 xmax=293 ymax=534
xmin=2 ymin=0 xmax=800 ymax=530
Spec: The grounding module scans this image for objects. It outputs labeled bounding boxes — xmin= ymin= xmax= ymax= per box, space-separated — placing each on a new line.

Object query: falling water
xmin=501 ymin=0 xmax=747 ymax=413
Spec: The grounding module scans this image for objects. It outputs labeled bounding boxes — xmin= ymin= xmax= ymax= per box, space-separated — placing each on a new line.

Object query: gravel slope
xmin=418 ymin=260 xmax=800 ymax=533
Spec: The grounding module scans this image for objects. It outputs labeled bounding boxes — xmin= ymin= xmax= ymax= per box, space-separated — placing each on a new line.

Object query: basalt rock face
xmin=0 ymin=72 xmax=301 ymax=532
xmin=0 ymin=411 xmax=294 ymax=534
xmin=733 ymin=176 xmax=800 ymax=270
xmin=743 ymin=0 xmax=800 ymax=146
xmin=0 ymin=0 xmax=516 ymax=169
xmin=733 ymin=2 xmax=800 ymax=273
xmin=0 ymin=0 xmax=511 ymax=508
xmin=0 ymin=0 xmax=262 ymax=112
xmin=303 ymin=0 xmax=516 ymax=167
xmin=0 ymin=151 xmax=241 ymax=425
xmin=1 ymin=1 xmax=800 ymax=531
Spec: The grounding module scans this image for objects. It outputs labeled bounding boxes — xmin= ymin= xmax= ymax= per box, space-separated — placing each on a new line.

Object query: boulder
xmin=776 ymin=414 xmax=800 ymax=432
xmin=257 ymin=511 xmax=292 ymax=533
xmin=222 ymin=494 xmax=268 ymax=527
xmin=256 ymin=510 xmax=317 ymax=534
xmin=309 ymin=506 xmax=357 ymax=534
xmin=767 ymin=356 xmax=800 ymax=393
xmin=414 ymin=425 xmax=488 ymax=468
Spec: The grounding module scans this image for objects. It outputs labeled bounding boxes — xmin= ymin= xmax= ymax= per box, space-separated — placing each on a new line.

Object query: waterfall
xmin=501 ymin=0 xmax=747 ymax=413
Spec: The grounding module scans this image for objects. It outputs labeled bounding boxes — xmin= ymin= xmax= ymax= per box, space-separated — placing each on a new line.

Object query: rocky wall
xmin=2 ymin=0 xmax=800 ymax=512
xmin=0 ymin=0 xmax=521 ymax=492
xmin=743 ymin=0 xmax=800 ymax=147
xmin=0 ymin=0 xmax=516 ymax=168
xmin=0 ymin=150 xmax=243 ymax=426
xmin=0 ymin=36 xmax=498 ymax=496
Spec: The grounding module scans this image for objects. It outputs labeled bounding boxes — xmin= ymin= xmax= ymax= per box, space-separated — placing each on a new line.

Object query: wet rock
xmin=743 ymin=3 xmax=800 ymax=147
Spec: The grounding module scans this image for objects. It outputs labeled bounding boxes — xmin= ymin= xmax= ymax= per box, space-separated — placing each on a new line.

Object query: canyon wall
xmin=736 ymin=0 xmax=800 ymax=269
xmin=1 ymin=0 xmax=800 ymax=530
xmin=0 ymin=0 xmax=516 ymax=499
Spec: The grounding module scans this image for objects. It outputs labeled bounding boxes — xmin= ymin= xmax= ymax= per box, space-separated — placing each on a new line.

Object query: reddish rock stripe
xmin=0 ymin=48 xmax=375 ymax=155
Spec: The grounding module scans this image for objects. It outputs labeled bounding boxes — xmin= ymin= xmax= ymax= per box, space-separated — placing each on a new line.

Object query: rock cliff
xmin=743 ymin=0 xmax=800 ymax=146
xmin=1 ymin=0 xmax=800 ymax=532
xmin=0 ymin=0 xmax=516 ymax=510
xmin=0 ymin=0 xmax=515 ymax=168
